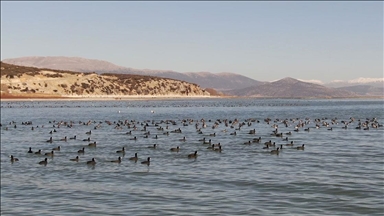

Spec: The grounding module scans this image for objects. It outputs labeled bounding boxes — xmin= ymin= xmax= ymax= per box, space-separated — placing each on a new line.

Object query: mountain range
xmin=0 ymin=62 xmax=209 ymax=98
xmin=223 ymin=77 xmax=357 ymax=98
xmin=2 ymin=56 xmax=262 ymax=91
xmin=2 ymin=56 xmax=383 ymax=98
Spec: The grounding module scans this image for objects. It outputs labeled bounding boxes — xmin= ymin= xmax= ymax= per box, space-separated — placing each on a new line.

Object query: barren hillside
xmin=0 ymin=62 xmax=210 ymax=98
xmin=2 ymin=56 xmax=262 ymax=91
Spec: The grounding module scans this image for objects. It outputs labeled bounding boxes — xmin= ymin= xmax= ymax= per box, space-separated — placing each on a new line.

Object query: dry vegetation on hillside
xmin=0 ymin=62 xmax=210 ymax=98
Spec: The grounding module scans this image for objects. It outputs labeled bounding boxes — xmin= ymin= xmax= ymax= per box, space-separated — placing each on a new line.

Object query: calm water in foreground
xmin=1 ymin=98 xmax=383 ymax=215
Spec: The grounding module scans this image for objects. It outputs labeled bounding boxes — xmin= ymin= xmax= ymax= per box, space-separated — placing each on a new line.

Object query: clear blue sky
xmin=1 ymin=1 xmax=383 ymax=83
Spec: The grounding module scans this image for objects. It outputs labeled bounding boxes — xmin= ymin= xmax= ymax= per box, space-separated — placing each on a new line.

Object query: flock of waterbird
xmin=4 ymin=115 xmax=382 ymax=167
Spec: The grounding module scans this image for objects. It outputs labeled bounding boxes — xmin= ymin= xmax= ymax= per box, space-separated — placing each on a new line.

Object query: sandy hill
xmin=2 ymin=56 xmax=262 ymax=91
xmin=0 ymin=62 xmax=210 ymax=98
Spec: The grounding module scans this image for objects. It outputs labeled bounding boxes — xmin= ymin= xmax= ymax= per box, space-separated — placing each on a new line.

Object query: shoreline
xmin=0 ymin=94 xmax=382 ymax=102
xmin=0 ymin=93 xmax=226 ymax=102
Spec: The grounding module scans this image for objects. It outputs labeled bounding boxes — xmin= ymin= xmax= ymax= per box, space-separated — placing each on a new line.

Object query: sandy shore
xmin=0 ymin=93 xmax=223 ymax=102
xmin=1 ymin=93 xmax=381 ymax=102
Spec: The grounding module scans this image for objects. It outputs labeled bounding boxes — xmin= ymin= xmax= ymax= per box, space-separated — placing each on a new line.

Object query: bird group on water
xmin=4 ymin=116 xmax=382 ymax=167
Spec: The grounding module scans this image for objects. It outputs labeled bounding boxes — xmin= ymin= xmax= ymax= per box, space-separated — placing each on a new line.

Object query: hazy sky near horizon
xmin=1 ymin=1 xmax=383 ymax=82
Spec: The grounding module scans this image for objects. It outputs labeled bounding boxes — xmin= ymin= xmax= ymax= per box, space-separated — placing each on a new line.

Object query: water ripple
xmin=1 ymin=99 xmax=383 ymax=215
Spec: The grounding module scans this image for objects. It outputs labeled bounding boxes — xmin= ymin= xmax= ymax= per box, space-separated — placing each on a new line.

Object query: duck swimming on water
xmin=88 ymin=142 xmax=97 ymax=147
xmin=148 ymin=144 xmax=157 ymax=149
xmin=110 ymin=157 xmax=122 ymax=163
xmin=45 ymin=151 xmax=54 ymax=157
xmin=141 ymin=157 xmax=150 ymax=165
xmin=170 ymin=146 xmax=180 ymax=152
xmin=78 ymin=148 xmax=85 ymax=154
xmin=10 ymin=155 xmax=19 ymax=163
xmin=116 ymin=147 xmax=125 ymax=154
xmin=270 ymin=147 xmax=280 ymax=155
xmin=70 ymin=156 xmax=79 ymax=162
xmin=188 ymin=151 xmax=198 ymax=159
xmin=39 ymin=158 xmax=48 ymax=166
xmin=129 ymin=153 xmax=138 ymax=161
xmin=87 ymin=158 xmax=96 ymax=165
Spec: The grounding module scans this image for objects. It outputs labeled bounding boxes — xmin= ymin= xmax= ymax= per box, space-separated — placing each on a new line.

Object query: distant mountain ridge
xmin=224 ymin=77 xmax=357 ymax=98
xmin=2 ymin=56 xmax=127 ymax=72
xmin=297 ymin=78 xmax=383 ymax=88
xmin=336 ymin=85 xmax=383 ymax=96
xmin=2 ymin=56 xmax=262 ymax=91
xmin=3 ymin=56 xmax=381 ymax=98
xmin=325 ymin=78 xmax=384 ymax=88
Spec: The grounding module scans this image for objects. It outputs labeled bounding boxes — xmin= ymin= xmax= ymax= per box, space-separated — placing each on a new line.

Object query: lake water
xmin=1 ymin=98 xmax=383 ymax=215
